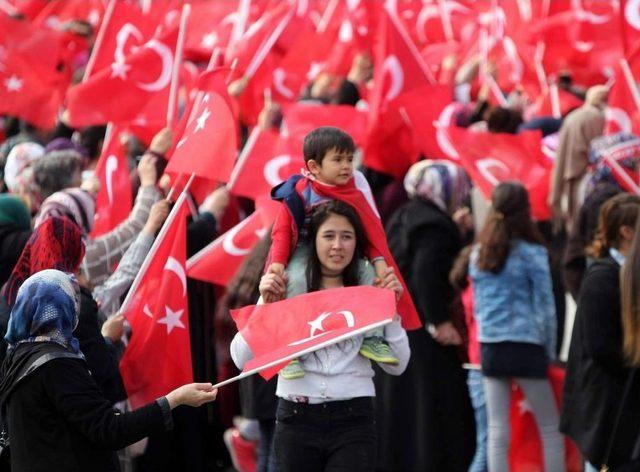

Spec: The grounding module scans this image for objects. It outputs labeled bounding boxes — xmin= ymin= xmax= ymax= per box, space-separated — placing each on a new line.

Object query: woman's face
xmin=315 ymin=213 xmax=357 ymax=277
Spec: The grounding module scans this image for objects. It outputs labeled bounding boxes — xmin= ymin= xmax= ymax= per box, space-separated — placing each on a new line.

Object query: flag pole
xmin=117 ymin=172 xmax=196 ymax=317
xmin=245 ymin=6 xmax=296 ymax=80
xmin=226 ymin=126 xmax=261 ymax=191
xmin=167 ymin=4 xmax=191 ymax=127
xmin=549 ymin=83 xmax=561 ymax=119
xmin=83 ymin=0 xmax=117 ymax=81
xmin=620 ymin=58 xmax=640 ymax=113
xmin=534 ymin=42 xmax=549 ymax=95
xmin=317 ymin=0 xmax=339 ymax=33
xmin=210 ymin=319 xmax=393 ymax=390
xmin=437 ymin=0 xmax=454 ymax=43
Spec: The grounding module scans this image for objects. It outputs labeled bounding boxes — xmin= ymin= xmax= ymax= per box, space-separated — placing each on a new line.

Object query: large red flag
xmin=120 ymin=197 xmax=192 ymax=409
xmin=509 ymin=366 xmax=582 ymax=471
xmin=67 ymin=27 xmax=178 ymax=127
xmin=184 ymin=1 xmax=239 ymax=61
xmin=446 ymin=128 xmax=552 ymax=220
xmin=231 ymin=285 xmax=396 ymax=379
xmin=165 ymin=68 xmax=238 ymax=183
xmin=605 ymin=63 xmax=640 ymax=135
xmin=90 ymin=125 xmax=133 ymax=238
xmin=228 ymin=128 xmax=304 ymax=201
xmin=32 ymin=0 xmax=104 ymax=30
xmin=0 ymin=51 xmax=67 ymax=129
xmin=187 ymin=199 xmax=280 ymax=286
xmin=282 ymin=103 xmax=368 ymax=148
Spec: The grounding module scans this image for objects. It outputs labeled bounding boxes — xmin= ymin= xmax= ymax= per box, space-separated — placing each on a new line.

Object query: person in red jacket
xmin=263 ymin=127 xmax=418 ymax=379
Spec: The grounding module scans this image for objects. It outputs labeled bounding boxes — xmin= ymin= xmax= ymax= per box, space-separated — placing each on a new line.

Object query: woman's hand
xmin=101 ymin=314 xmax=125 ymax=342
xmin=428 ymin=321 xmax=463 ymax=346
xmin=374 ymin=266 xmax=403 ymax=300
xmin=259 ymin=272 xmax=287 ymax=303
xmin=165 ymin=383 xmax=218 ymax=409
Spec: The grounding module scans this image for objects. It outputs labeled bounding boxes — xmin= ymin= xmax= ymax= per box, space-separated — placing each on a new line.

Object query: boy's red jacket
xmin=269 ymin=173 xmax=422 ymax=330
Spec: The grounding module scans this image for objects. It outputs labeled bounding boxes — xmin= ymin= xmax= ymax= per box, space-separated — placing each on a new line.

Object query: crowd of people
xmin=1 ymin=1 xmax=640 ymax=472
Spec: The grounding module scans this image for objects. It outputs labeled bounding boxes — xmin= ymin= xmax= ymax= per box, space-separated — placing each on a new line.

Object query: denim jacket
xmin=469 ymin=240 xmax=557 ymax=358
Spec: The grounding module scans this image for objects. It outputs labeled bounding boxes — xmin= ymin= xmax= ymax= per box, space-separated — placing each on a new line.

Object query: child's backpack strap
xmin=271 ymin=175 xmax=306 ymax=232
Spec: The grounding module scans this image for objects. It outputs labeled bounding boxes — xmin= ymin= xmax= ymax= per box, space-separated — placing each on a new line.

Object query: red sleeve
xmin=267 ymin=203 xmax=294 ymax=267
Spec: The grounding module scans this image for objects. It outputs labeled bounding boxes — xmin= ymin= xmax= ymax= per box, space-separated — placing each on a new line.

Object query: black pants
xmin=273 ymin=397 xmax=377 ymax=472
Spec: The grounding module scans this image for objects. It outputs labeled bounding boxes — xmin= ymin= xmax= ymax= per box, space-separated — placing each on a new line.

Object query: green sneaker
xmin=279 ymin=359 xmax=305 ymax=380
xmin=359 ymin=337 xmax=399 ymax=365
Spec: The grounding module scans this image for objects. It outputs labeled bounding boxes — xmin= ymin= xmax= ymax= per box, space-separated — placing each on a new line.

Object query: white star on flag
xmin=4 ymin=75 xmax=22 ymax=92
xmin=157 ymin=305 xmax=185 ymax=334
xmin=201 ymin=32 xmax=218 ymax=49
xmin=110 ymin=61 xmax=131 ymax=80
xmin=308 ymin=313 xmax=328 ymax=334
xmin=518 ymin=398 xmax=533 ymax=415
xmin=195 ymin=108 xmax=211 ymax=132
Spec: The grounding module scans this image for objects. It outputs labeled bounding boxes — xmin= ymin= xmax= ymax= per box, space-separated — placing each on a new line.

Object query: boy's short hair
xmin=303 ymin=126 xmax=355 ymax=165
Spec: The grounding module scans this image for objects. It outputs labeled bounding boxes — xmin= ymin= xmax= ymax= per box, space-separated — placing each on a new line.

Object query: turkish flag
xmin=231 ymin=285 xmax=397 ymax=379
xmin=597 ymin=138 xmax=640 ymax=195
xmin=83 ymin=1 xmax=159 ymax=78
xmin=282 ymin=103 xmax=369 ymax=148
xmin=66 ymin=26 xmax=178 ymax=128
xmin=184 ymin=1 xmax=239 ymax=61
xmin=605 ymin=64 xmax=640 ymax=135
xmin=530 ymin=86 xmax=584 ymax=120
xmin=446 ymin=127 xmax=553 ymax=221
xmin=187 ymin=199 xmax=280 ymax=287
xmin=228 ymin=128 xmax=304 ymax=201
xmin=364 ymin=6 xmax=435 ymax=178
xmin=120 ymin=197 xmax=192 ymax=409
xmin=0 ymin=51 xmax=67 ymax=130
xmin=509 ymin=366 xmax=582 ymax=471
xmin=90 ymin=125 xmax=133 ymax=238
xmin=165 ymin=68 xmax=238 ymax=183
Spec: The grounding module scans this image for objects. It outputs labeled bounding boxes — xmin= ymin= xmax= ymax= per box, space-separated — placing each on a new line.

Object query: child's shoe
xmin=279 ymin=359 xmax=305 ymax=379
xmin=359 ymin=337 xmax=399 ymax=365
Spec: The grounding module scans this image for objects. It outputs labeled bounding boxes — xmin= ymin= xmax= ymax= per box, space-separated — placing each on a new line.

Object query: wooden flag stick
xmin=118 ymin=172 xmax=195 ymax=317
xmin=83 ymin=0 xmax=117 ymax=81
xmin=167 ymin=3 xmax=191 ymax=126
xmin=620 ymin=58 xmax=640 ymax=113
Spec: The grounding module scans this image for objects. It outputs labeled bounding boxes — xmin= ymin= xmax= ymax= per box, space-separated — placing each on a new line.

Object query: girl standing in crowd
xmin=469 ymin=182 xmax=564 ymax=472
xmin=562 ymin=193 xmax=640 ymax=471
xmin=0 ymin=270 xmax=218 ymax=472
xmin=231 ymin=201 xmax=409 ymax=472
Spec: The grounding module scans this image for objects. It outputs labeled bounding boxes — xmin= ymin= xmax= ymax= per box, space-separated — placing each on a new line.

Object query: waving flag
xmin=165 ymin=68 xmax=238 ymax=183
xmin=446 ymin=128 xmax=552 ymax=220
xmin=228 ymin=128 xmax=304 ymax=201
xmin=67 ymin=26 xmax=178 ymax=127
xmin=90 ymin=125 xmax=132 ymax=238
xmin=231 ymin=285 xmax=397 ymax=379
xmin=187 ymin=199 xmax=280 ymax=287
xmin=120 ymin=196 xmax=192 ymax=409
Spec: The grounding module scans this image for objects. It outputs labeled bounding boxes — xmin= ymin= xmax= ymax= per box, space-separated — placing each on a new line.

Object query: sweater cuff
xmin=156 ymin=397 xmax=174 ymax=431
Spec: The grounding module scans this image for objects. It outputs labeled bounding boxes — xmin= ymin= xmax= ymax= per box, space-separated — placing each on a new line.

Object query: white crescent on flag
xmin=137 ymin=39 xmax=173 ymax=92
xmin=164 ymin=256 xmax=187 ymax=296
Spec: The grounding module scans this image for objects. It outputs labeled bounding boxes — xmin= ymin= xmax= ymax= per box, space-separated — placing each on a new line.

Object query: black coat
xmin=374 ymin=198 xmax=475 ymax=471
xmin=1 ymin=342 xmax=170 ymax=472
xmin=561 ymin=257 xmax=640 ymax=468
xmin=0 ymin=225 xmax=30 ymax=289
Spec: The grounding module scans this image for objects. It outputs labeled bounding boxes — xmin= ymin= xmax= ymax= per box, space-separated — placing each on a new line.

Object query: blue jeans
xmin=258 ymin=419 xmax=277 ymax=472
xmin=467 ymin=370 xmax=488 ymax=472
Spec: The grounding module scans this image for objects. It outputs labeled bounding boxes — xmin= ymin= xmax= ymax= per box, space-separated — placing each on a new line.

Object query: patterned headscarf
xmin=5 ymin=269 xmax=81 ymax=354
xmin=34 ymin=188 xmax=96 ymax=235
xmin=0 ymin=194 xmax=30 ymax=230
xmin=4 ymin=142 xmax=44 ymax=192
xmin=403 ymin=160 xmax=472 ymax=215
xmin=2 ymin=216 xmax=85 ymax=306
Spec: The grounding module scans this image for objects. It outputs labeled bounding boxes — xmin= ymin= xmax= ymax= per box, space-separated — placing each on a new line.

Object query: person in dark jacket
xmin=376 ymin=160 xmax=476 ymax=471
xmin=562 ymin=193 xmax=640 ymax=471
xmin=0 ymin=195 xmax=31 ymax=289
xmin=0 ymin=269 xmax=218 ymax=472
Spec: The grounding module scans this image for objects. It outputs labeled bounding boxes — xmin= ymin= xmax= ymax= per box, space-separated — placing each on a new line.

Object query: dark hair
xmin=621 ymin=215 xmax=640 ymax=366
xmin=486 ymin=107 xmax=523 ymax=134
xmin=587 ymin=193 xmax=640 ymax=259
xmin=475 ymin=181 xmax=544 ymax=273
xmin=302 ymin=126 xmax=355 ymax=166
xmin=79 ymin=125 xmax=107 ymax=160
xmin=306 ymin=200 xmax=367 ymax=292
